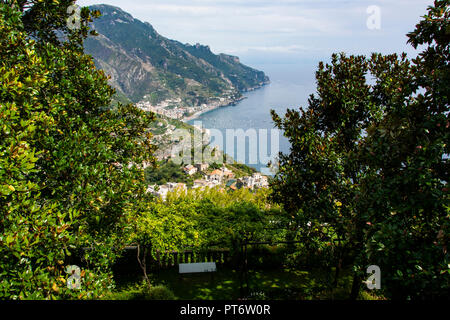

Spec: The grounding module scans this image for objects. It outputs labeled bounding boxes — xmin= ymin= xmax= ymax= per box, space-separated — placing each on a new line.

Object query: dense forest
xmin=0 ymin=0 xmax=448 ymax=300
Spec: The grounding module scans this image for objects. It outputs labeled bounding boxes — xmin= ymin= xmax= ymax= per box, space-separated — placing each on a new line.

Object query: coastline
xmin=182 ymin=96 xmax=246 ymax=122
xmin=182 ymin=81 xmax=270 ymax=123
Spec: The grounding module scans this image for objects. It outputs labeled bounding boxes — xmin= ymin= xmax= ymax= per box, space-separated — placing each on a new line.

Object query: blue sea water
xmin=187 ymin=63 xmax=318 ymax=174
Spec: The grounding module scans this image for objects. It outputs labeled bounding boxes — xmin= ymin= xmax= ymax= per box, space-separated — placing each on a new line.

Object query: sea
xmin=187 ymin=63 xmax=318 ymax=175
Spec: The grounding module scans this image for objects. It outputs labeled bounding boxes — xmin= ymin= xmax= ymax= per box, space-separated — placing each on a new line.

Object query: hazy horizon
xmin=77 ymin=0 xmax=434 ymax=68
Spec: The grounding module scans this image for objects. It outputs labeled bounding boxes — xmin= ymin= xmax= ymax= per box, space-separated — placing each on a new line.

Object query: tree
xmin=270 ymin=53 xmax=378 ymax=299
xmin=270 ymin=0 xmax=448 ymax=299
xmin=194 ymin=188 xmax=283 ymax=297
xmin=129 ymin=193 xmax=201 ymax=289
xmin=128 ymin=186 xmax=284 ymax=295
xmin=0 ymin=1 xmax=156 ymax=299
xmin=360 ymin=0 xmax=449 ymax=299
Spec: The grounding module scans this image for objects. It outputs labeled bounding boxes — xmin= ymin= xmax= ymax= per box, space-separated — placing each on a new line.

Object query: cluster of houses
xmin=239 ymin=172 xmax=269 ymax=189
xmin=137 ymin=98 xmax=188 ymax=119
xmin=146 ymin=182 xmax=187 ymax=201
xmin=191 ymin=165 xmax=236 ymax=190
xmin=136 ymin=90 xmax=240 ymax=121
xmin=147 ymin=163 xmax=269 ymax=200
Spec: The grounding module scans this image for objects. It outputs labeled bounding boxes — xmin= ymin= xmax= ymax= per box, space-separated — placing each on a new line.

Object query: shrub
xmin=144 ymin=285 xmax=176 ymax=300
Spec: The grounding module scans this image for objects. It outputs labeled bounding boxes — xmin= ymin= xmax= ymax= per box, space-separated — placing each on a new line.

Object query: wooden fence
xmin=114 ymin=247 xmax=231 ymax=274
xmin=152 ymin=249 xmax=231 ymax=268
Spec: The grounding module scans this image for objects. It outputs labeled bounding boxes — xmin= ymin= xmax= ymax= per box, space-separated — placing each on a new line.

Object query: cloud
xmin=135 ymin=4 xmax=221 ymax=16
xmin=78 ymin=0 xmax=435 ymax=64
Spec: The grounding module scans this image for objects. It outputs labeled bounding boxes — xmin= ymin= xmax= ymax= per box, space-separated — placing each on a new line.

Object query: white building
xmin=193 ymin=179 xmax=220 ymax=190
xmin=208 ymin=169 xmax=223 ymax=183
xmin=193 ymin=179 xmax=208 ymax=189
xmin=240 ymin=173 xmax=269 ymax=189
xmin=147 ymin=185 xmax=170 ymax=200
xmin=195 ymin=163 xmax=209 ymax=172
xmin=183 ymin=165 xmax=198 ymax=175
xmin=147 ymin=182 xmax=187 ymax=200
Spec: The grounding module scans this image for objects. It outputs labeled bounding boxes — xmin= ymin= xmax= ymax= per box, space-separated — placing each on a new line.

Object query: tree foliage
xmin=0 ymin=1 xmax=156 ymax=299
xmin=270 ymin=0 xmax=449 ymax=299
xmin=130 ymin=188 xmax=284 ymax=259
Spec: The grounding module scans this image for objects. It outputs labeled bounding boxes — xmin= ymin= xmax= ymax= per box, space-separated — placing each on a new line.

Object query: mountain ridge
xmin=84 ymin=4 xmax=270 ymax=115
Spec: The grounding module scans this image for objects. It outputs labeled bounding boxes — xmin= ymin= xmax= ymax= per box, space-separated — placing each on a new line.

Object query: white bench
xmin=179 ymin=262 xmax=217 ymax=274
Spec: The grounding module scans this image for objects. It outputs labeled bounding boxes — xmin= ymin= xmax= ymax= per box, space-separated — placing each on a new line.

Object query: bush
xmin=247 ymin=245 xmax=289 ymax=269
xmin=144 ymin=285 xmax=176 ymax=300
xmin=0 ymin=2 xmax=156 ymax=299
xmin=103 ymin=282 xmax=176 ymax=300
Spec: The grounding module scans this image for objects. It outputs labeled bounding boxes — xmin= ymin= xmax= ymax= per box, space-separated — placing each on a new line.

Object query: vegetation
xmin=0 ymin=1 xmax=156 ymax=299
xmin=119 ymin=186 xmax=284 ymax=293
xmin=130 ymin=187 xmax=284 ymax=251
xmin=84 ymin=4 xmax=269 ymax=104
xmin=111 ymin=267 xmax=357 ymax=300
xmin=270 ymin=0 xmax=449 ymax=300
xmin=145 ymin=161 xmax=194 ymax=186
xmin=0 ymin=0 xmax=447 ymax=301
xmin=230 ymin=162 xmax=258 ymax=176
xmin=144 ymin=159 xmax=259 ymax=187
xmin=103 ymin=281 xmax=176 ymax=300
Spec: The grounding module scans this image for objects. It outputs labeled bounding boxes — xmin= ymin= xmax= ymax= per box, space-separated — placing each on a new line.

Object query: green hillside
xmin=84 ymin=4 xmax=270 ymax=106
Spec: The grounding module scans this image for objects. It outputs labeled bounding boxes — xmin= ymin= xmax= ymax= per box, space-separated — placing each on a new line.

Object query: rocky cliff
xmin=84 ymin=4 xmax=270 ymax=107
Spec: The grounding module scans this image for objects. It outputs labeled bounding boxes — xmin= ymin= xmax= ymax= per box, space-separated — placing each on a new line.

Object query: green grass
xmin=102 ymin=282 xmax=176 ymax=300
xmin=107 ymin=266 xmax=384 ymax=300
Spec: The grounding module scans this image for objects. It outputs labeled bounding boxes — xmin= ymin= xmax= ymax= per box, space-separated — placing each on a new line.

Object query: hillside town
xmin=146 ymin=163 xmax=269 ymax=200
xmin=136 ymin=91 xmax=244 ymax=121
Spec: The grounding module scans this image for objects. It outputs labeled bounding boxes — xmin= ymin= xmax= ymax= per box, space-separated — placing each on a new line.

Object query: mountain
xmin=84 ymin=4 xmax=270 ymax=109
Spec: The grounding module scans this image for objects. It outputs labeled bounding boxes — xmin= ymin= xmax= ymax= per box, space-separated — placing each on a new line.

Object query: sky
xmin=77 ymin=0 xmax=434 ymax=68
